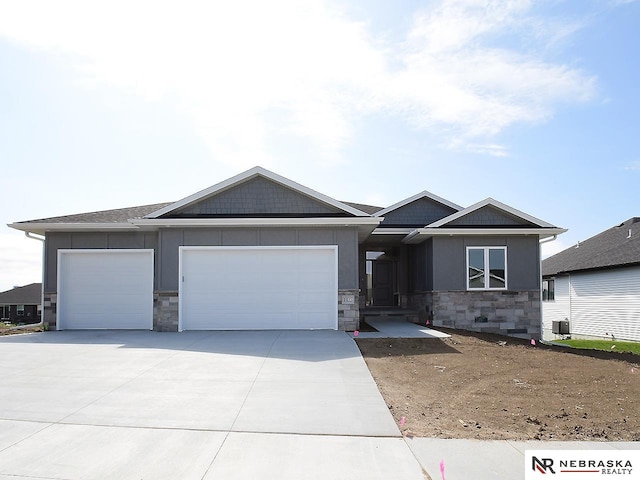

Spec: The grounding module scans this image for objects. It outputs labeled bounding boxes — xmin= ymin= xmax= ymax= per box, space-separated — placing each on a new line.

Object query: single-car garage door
xmin=179 ymin=246 xmax=337 ymax=331
xmin=57 ymin=249 xmax=154 ymax=330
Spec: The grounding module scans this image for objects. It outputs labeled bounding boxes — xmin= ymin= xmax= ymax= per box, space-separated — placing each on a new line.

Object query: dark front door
xmin=372 ymin=260 xmax=394 ymax=306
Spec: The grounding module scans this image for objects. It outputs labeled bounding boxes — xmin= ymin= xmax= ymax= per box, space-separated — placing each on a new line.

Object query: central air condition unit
xmin=552 ymin=320 xmax=570 ymax=335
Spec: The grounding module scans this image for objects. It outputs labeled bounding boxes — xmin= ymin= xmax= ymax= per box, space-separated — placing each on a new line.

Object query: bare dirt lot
xmin=357 ymin=328 xmax=640 ymax=441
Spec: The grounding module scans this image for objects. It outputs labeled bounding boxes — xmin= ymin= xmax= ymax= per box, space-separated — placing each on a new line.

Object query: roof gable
xmin=146 ymin=166 xmax=370 ymax=218
xmin=428 ymin=198 xmax=555 ymax=228
xmin=543 ymin=217 xmax=640 ymax=276
xmin=376 ymin=195 xmax=460 ymax=227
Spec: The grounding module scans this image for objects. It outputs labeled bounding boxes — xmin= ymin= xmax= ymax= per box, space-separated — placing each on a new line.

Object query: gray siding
xmin=380 ymin=198 xmax=456 ymax=227
xmin=44 ymin=232 xmax=158 ymax=292
xmin=158 ymin=227 xmax=359 ymax=291
xmin=432 ymin=235 xmax=540 ymax=291
xmin=448 ymin=206 xmax=531 ymax=226
xmin=173 ymin=177 xmax=343 ymax=216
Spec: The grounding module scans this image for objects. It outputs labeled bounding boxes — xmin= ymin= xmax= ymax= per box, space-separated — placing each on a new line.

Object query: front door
xmin=372 ymin=260 xmax=394 ymax=306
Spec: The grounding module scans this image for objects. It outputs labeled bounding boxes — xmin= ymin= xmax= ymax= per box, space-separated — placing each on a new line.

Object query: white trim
xmin=466 ymin=246 xmax=508 ymax=291
xmin=371 ymin=228 xmax=415 ymax=235
xmin=9 ymin=222 xmax=138 ymax=235
xmin=145 ymin=166 xmax=371 ymax=218
xmin=403 ymin=227 xmax=567 ymax=243
xmin=178 ymin=245 xmax=339 ymax=332
xmin=130 ymin=217 xmax=381 ymax=227
xmin=373 ymin=190 xmax=462 ymax=217
xmin=426 ymin=198 xmax=557 ymax=229
xmin=57 ymin=249 xmax=154 ymax=331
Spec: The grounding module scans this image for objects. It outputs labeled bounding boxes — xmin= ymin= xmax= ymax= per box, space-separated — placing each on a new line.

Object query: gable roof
xmin=543 ymin=217 xmax=640 ymax=276
xmin=373 ymin=191 xmax=462 ymax=217
xmin=0 ymin=283 xmax=42 ymax=305
xmin=427 ymin=198 xmax=556 ymax=228
xmin=403 ymin=198 xmax=566 ymax=243
xmin=145 ymin=166 xmax=371 ymax=218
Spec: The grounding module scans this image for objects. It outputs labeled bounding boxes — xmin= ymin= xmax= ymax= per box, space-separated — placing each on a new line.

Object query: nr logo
xmin=532 ymin=457 xmax=556 ymax=474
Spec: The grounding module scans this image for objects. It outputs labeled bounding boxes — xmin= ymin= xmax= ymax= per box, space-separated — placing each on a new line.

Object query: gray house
xmin=0 ymin=283 xmax=42 ymax=323
xmin=542 ymin=217 xmax=640 ymax=342
xmin=10 ymin=166 xmax=564 ymax=337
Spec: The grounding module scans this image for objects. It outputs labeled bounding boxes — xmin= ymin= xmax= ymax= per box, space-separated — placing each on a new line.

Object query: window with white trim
xmin=542 ymin=279 xmax=555 ymax=301
xmin=467 ymin=247 xmax=507 ymax=290
xmin=17 ymin=304 xmax=25 ymax=316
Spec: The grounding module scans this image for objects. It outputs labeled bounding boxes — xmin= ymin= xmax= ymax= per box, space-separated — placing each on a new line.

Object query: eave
xmin=8 ymin=222 xmax=138 ymax=236
xmin=403 ymin=227 xmax=568 ymax=244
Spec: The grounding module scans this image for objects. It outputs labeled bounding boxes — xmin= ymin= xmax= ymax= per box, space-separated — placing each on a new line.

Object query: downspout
xmin=9 ymin=232 xmax=45 ymax=331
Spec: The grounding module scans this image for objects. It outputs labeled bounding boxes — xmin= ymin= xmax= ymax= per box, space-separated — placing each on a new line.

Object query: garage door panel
xmin=58 ymin=250 xmax=153 ymax=330
xmin=180 ymin=247 xmax=337 ymax=330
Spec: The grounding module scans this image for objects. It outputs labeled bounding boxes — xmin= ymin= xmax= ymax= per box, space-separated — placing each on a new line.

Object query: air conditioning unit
xmin=552 ymin=320 xmax=570 ymax=335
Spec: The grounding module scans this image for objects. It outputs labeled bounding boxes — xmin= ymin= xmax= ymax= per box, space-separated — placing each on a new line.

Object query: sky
xmin=0 ymin=0 xmax=638 ymax=293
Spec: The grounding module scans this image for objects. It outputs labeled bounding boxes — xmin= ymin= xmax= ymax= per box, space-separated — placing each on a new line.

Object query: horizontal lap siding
xmin=542 ymin=275 xmax=570 ymax=332
xmin=570 ymin=266 xmax=640 ymax=341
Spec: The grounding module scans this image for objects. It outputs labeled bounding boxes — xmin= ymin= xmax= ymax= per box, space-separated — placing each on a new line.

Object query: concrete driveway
xmin=0 ymin=330 xmax=427 ymax=479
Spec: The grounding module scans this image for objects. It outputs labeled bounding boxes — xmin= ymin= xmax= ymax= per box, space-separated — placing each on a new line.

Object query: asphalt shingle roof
xmin=0 ymin=283 xmax=42 ymax=305
xmin=542 ymin=217 xmax=640 ymax=276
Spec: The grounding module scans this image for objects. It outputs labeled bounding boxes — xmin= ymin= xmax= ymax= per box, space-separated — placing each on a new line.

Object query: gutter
xmin=8 ymin=232 xmax=45 ymax=332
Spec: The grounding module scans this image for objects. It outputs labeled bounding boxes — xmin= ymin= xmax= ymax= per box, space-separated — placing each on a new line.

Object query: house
xmin=9 ymin=166 xmax=565 ymax=337
xmin=0 ymin=283 xmax=42 ymax=324
xmin=542 ymin=217 xmax=640 ymax=342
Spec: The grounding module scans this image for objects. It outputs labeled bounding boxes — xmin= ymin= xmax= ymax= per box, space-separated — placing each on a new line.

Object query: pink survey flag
xmin=440 ymin=460 xmax=446 ymax=480
xmin=354 ymin=330 xmax=359 ymax=337
xmin=400 ymin=416 xmax=406 ymax=426
xmin=530 ymin=339 xmax=536 ymax=346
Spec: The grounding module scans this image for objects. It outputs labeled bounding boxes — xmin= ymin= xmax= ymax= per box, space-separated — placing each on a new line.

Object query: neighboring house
xmin=9 ymin=166 xmax=564 ymax=337
xmin=0 ymin=283 xmax=42 ymax=323
xmin=542 ymin=217 xmax=640 ymax=342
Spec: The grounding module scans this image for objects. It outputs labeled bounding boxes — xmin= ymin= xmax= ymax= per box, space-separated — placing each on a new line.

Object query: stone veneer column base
xmin=410 ymin=290 xmax=540 ymax=339
xmin=338 ymin=289 xmax=360 ymax=331
xmin=43 ymin=293 xmax=57 ymax=330
xmin=154 ymin=292 xmax=179 ymax=332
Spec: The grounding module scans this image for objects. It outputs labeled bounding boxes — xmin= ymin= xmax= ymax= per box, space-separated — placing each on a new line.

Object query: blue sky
xmin=1 ymin=0 xmax=638 ymax=292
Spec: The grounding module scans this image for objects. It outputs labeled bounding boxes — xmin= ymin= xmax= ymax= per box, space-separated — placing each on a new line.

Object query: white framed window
xmin=17 ymin=304 xmax=25 ymax=316
xmin=542 ymin=279 xmax=555 ymax=301
xmin=467 ymin=247 xmax=507 ymax=290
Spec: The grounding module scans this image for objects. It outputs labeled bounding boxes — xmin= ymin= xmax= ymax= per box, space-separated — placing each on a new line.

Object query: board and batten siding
xmin=544 ymin=266 xmax=640 ymax=342
xmin=542 ymin=275 xmax=570 ymax=337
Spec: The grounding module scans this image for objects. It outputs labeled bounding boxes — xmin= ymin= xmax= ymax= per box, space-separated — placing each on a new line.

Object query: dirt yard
xmin=357 ymin=328 xmax=640 ymax=441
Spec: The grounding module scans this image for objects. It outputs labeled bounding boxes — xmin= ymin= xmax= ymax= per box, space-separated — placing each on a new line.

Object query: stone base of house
xmin=338 ymin=289 xmax=360 ymax=331
xmin=154 ymin=292 xmax=179 ymax=332
xmin=409 ymin=290 xmax=540 ymax=339
xmin=43 ymin=293 xmax=57 ymax=330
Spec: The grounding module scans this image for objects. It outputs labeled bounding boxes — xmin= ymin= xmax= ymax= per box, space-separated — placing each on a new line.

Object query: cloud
xmin=0 ymin=0 xmax=598 ymax=161
xmin=541 ymin=238 xmax=569 ymax=259
xmin=624 ymin=160 xmax=640 ymax=171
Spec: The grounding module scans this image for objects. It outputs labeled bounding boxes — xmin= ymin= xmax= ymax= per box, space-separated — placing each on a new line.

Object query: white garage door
xmin=180 ymin=246 xmax=337 ymax=331
xmin=58 ymin=250 xmax=154 ymax=330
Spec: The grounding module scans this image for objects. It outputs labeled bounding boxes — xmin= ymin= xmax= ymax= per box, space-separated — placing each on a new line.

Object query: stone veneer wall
xmin=338 ymin=289 xmax=360 ymax=331
xmin=154 ymin=292 xmax=179 ymax=332
xmin=410 ymin=290 xmax=540 ymax=339
xmin=43 ymin=293 xmax=57 ymax=330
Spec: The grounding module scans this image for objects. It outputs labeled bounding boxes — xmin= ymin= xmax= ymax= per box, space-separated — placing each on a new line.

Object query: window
xmin=542 ymin=279 xmax=555 ymax=301
xmin=467 ymin=247 xmax=507 ymax=290
xmin=17 ymin=304 xmax=25 ymax=316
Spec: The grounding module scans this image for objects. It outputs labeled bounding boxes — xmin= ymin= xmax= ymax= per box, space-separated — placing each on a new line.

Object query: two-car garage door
xmin=179 ymin=246 xmax=338 ymax=331
xmin=57 ymin=246 xmax=338 ymax=331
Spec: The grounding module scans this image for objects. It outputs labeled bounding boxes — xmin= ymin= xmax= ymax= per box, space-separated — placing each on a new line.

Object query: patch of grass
xmin=554 ymin=339 xmax=640 ymax=355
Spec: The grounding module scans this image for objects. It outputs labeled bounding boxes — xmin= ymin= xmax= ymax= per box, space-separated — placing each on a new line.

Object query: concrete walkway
xmin=354 ymin=317 xmax=450 ymax=339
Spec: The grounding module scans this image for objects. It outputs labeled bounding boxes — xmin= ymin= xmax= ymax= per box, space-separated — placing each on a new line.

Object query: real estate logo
xmin=525 ymin=450 xmax=639 ymax=479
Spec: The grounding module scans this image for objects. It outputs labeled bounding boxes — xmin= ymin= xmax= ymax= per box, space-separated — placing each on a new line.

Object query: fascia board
xmin=8 ymin=222 xmax=139 ymax=235
xmin=373 ymin=190 xmax=462 ymax=217
xmin=403 ymin=227 xmax=568 ymax=244
xmin=426 ymin=198 xmax=557 ymax=228
xmin=145 ymin=166 xmax=371 ymax=218
xmin=129 ymin=217 xmax=382 ymax=227
xmin=371 ymin=228 xmax=414 ymax=235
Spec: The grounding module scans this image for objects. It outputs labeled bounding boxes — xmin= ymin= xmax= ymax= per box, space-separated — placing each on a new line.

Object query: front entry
xmin=372 ymin=260 xmax=395 ymax=306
